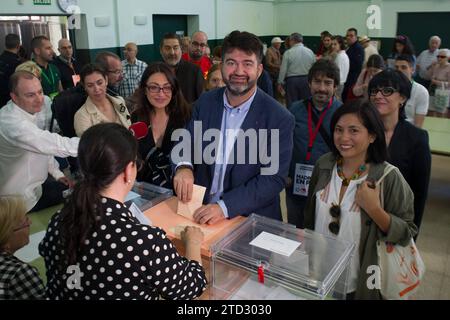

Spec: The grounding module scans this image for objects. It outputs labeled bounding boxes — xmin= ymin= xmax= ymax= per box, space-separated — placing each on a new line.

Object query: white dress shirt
xmin=0 ymin=102 xmax=79 ymax=211
xmin=405 ymin=81 xmax=429 ymax=124
xmin=334 ymin=50 xmax=350 ymax=85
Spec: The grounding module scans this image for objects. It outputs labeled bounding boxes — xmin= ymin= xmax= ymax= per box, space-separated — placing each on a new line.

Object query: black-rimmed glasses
xmin=369 ymin=87 xmax=398 ymax=97
xmin=146 ymin=85 xmax=172 ymax=94
xmin=191 ymin=41 xmax=208 ymax=49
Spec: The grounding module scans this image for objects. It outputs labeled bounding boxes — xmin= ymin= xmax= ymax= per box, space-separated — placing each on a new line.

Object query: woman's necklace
xmin=336 ymin=157 xmax=367 ymax=187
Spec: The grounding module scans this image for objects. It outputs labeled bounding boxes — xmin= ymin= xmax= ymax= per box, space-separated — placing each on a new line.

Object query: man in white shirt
xmin=395 ymin=55 xmax=429 ymax=128
xmin=0 ymin=71 xmax=79 ymax=212
xmin=416 ymin=35 xmax=441 ymax=88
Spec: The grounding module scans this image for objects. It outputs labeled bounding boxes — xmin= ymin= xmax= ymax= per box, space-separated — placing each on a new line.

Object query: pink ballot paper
xmin=176 ymin=185 xmax=206 ymax=221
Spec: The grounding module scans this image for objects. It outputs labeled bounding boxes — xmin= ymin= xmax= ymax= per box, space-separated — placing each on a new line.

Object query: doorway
xmin=0 ymin=15 xmax=71 ymax=60
xmin=152 ymin=14 xmax=188 ymax=62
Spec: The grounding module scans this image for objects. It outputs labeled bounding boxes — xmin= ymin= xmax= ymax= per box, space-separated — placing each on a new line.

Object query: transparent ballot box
xmin=210 ymin=214 xmax=355 ymax=300
xmin=125 ymin=182 xmax=173 ymax=211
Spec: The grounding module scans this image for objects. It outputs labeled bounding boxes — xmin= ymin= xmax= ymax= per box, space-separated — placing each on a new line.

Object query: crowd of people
xmin=0 ymin=26 xmax=445 ymax=300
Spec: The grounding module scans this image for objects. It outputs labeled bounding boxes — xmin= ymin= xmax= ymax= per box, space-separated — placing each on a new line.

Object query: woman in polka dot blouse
xmin=39 ymin=123 xmax=207 ymax=300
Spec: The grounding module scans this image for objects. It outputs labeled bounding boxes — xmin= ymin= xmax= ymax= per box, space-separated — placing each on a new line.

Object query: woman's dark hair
xmin=60 ymin=123 xmax=138 ymax=266
xmin=366 ymin=54 xmax=385 ymax=70
xmin=205 ymin=63 xmax=222 ymax=90
xmin=222 ymin=30 xmax=264 ymax=64
xmin=80 ymin=63 xmax=108 ymax=84
xmin=330 ymin=99 xmax=387 ymax=164
xmin=368 ymin=68 xmax=412 ymax=120
xmin=332 ymin=35 xmax=346 ymax=51
xmin=391 ymin=35 xmax=415 ymax=55
xmin=308 ymin=58 xmax=340 ymax=87
xmin=132 ymin=62 xmax=191 ymax=129
xmin=212 ymin=45 xmax=222 ymax=59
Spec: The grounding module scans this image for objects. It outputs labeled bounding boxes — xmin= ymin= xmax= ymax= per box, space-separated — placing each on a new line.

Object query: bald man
xmin=182 ymin=31 xmax=212 ymax=79
xmin=118 ymin=42 xmax=148 ymax=98
xmin=53 ymin=38 xmax=81 ymax=90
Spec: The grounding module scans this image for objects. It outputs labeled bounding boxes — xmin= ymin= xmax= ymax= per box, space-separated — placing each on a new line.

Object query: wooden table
xmin=423 ymin=117 xmax=450 ymax=156
xmin=144 ymin=197 xmax=246 ymax=299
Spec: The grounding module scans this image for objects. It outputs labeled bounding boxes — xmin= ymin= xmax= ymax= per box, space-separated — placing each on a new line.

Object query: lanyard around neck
xmin=41 ymin=66 xmax=56 ymax=87
xmin=306 ymin=98 xmax=333 ymax=161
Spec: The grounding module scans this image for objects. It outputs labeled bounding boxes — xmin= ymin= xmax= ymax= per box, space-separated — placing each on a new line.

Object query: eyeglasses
xmin=369 ymin=87 xmax=398 ymax=97
xmin=13 ymin=216 xmax=31 ymax=232
xmin=328 ymin=204 xmax=341 ymax=235
xmin=191 ymin=41 xmax=208 ymax=49
xmin=146 ymin=85 xmax=172 ymax=94
xmin=108 ymin=69 xmax=123 ymax=76
xmin=437 ymin=55 xmax=448 ymax=59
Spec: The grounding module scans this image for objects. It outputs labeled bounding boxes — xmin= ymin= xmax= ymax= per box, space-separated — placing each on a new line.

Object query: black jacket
xmin=175 ymin=59 xmax=204 ymax=104
xmin=52 ymin=56 xmax=82 ymax=90
xmin=0 ymin=51 xmax=21 ymax=107
xmin=388 ymin=120 xmax=431 ymax=231
xmin=51 ymin=84 xmax=87 ymax=137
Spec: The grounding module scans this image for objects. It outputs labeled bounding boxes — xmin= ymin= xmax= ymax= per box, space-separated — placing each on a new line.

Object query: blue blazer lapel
xmin=208 ymin=88 xmax=226 ymax=179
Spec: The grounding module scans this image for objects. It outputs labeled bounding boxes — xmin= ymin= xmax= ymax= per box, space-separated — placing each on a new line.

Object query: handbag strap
xmin=376 ymin=163 xmax=397 ymax=187
xmin=377 ymin=163 xmax=397 ymax=208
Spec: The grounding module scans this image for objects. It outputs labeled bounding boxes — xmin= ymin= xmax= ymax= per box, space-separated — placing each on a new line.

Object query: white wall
xmin=0 ymin=0 xmax=449 ymax=49
xmin=275 ymin=0 xmax=450 ymax=38
xmin=0 ymin=0 xmax=276 ymax=49
xmin=216 ymin=0 xmax=275 ymax=38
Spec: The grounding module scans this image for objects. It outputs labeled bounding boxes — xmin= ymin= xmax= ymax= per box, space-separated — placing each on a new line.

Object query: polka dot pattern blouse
xmin=39 ymin=197 xmax=207 ymax=300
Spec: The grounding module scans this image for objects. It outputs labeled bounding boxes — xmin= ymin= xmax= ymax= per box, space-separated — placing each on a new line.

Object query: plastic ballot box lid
xmin=210 ymin=214 xmax=355 ymax=300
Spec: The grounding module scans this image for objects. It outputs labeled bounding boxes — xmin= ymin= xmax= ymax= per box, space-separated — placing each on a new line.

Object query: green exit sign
xmin=33 ymin=0 xmax=52 ymax=5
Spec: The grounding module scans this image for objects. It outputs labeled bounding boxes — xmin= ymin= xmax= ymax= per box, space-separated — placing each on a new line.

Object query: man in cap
xmin=265 ymin=37 xmax=283 ymax=98
xmin=359 ymin=35 xmax=378 ymax=67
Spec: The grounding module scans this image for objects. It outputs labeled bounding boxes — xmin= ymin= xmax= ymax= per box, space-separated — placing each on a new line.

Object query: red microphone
xmin=129 ymin=122 xmax=148 ymax=140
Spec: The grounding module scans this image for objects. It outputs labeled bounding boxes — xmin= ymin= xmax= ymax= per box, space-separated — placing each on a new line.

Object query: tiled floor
xmin=414 ymin=154 xmax=450 ymax=300
xmin=25 ymin=155 xmax=450 ymax=299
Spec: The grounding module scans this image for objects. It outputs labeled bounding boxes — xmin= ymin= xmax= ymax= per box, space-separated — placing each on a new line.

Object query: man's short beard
xmin=225 ymin=79 xmax=256 ymax=97
xmin=190 ymin=51 xmax=203 ymax=60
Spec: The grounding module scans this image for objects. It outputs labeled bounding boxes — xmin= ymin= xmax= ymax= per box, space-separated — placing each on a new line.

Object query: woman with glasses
xmin=426 ymin=49 xmax=450 ymax=117
xmin=131 ymin=62 xmax=191 ymax=189
xmin=74 ymin=64 xmax=131 ymax=137
xmin=369 ymin=69 xmax=431 ymax=236
xmin=39 ymin=123 xmax=207 ymax=300
xmin=303 ymin=99 xmax=417 ymax=299
xmin=0 ymin=196 xmax=45 ymax=299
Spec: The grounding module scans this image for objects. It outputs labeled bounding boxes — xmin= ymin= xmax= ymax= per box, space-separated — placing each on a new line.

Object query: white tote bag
xmin=376 ymin=164 xmax=426 ymax=300
xmin=434 ymin=83 xmax=450 ymax=113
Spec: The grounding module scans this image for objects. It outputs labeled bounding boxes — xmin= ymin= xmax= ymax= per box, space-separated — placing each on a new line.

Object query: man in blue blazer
xmin=172 ymin=30 xmax=294 ymax=225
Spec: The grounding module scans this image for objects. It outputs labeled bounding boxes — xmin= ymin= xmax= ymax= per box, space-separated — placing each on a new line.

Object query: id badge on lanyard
xmin=293 ymin=163 xmax=314 ymax=196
